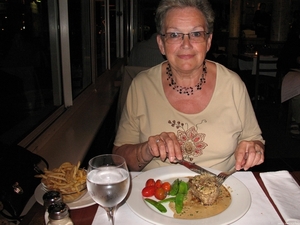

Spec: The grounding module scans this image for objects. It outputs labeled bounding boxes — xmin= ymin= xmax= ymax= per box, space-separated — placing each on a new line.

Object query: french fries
xmin=36 ymin=161 xmax=87 ymax=202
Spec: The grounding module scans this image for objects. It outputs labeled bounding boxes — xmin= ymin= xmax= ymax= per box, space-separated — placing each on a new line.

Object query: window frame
xmin=19 ymin=0 xmax=124 ymax=150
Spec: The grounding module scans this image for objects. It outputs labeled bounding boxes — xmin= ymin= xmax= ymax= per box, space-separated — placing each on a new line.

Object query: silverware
xmin=175 ymin=159 xmax=216 ymax=176
xmin=216 ymin=151 xmax=249 ymax=185
xmin=175 ymin=159 xmax=236 ymax=186
xmin=216 ymin=168 xmax=237 ymax=185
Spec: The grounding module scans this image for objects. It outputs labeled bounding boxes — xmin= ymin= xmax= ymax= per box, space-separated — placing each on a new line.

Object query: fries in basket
xmin=35 ymin=161 xmax=87 ymax=203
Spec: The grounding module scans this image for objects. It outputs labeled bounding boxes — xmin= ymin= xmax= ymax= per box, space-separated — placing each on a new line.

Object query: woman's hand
xmin=234 ymin=140 xmax=264 ymax=170
xmin=147 ymin=132 xmax=182 ymax=162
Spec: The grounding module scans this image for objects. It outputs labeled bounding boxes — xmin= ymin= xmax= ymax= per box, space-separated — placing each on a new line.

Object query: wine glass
xmin=87 ymin=154 xmax=130 ymax=225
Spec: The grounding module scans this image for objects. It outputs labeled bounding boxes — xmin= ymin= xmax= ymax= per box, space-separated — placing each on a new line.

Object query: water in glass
xmin=87 ymin=154 xmax=129 ymax=225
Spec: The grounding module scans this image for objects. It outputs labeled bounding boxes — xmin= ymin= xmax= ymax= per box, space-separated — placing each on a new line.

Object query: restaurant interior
xmin=0 ymin=1 xmax=299 ymax=171
xmin=1 ymin=0 xmax=300 ymax=224
xmin=82 ymin=0 xmax=300 ymax=172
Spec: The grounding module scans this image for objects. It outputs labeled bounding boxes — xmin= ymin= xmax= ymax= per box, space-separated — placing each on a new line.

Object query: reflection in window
xmin=0 ymin=0 xmax=59 ymax=145
xmin=109 ymin=0 xmax=117 ymax=65
xmin=96 ymin=0 xmax=106 ymax=75
xmin=95 ymin=0 xmax=118 ymax=73
xmin=0 ymin=0 xmax=121 ymax=145
xmin=68 ymin=0 xmax=92 ymax=97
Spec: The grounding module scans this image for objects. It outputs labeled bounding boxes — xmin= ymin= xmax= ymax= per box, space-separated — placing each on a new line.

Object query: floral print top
xmin=114 ymin=62 xmax=264 ymax=171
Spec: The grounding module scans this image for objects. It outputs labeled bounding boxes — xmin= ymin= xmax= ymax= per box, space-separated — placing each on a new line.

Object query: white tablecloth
xmin=92 ymin=172 xmax=283 ymax=225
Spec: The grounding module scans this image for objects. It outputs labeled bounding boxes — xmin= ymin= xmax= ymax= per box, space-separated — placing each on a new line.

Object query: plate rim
xmin=126 ymin=165 xmax=251 ymax=225
xmin=34 ymin=183 xmax=96 ymax=210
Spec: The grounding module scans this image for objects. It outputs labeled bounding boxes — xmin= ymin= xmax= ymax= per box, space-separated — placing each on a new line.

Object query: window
xmin=96 ymin=0 xmax=106 ymax=74
xmin=68 ymin=0 xmax=92 ymax=97
xmin=0 ymin=0 xmax=123 ymax=147
xmin=0 ymin=0 xmax=59 ymax=145
xmin=95 ymin=0 xmax=121 ymax=72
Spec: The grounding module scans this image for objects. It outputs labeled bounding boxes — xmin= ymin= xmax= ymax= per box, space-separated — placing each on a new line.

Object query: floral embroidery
xmin=168 ymin=120 xmax=208 ymax=161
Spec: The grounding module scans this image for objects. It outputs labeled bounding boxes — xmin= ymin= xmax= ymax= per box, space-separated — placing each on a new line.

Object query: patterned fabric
xmin=114 ymin=61 xmax=264 ymax=171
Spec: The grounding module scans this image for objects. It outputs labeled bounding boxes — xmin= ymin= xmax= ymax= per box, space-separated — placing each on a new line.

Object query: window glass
xmin=0 ymin=0 xmax=60 ymax=145
xmin=68 ymin=0 xmax=92 ymax=97
xmin=96 ymin=0 xmax=106 ymax=75
xmin=95 ymin=0 xmax=118 ymax=72
xmin=109 ymin=0 xmax=117 ymax=64
xmin=0 ymin=0 xmax=121 ymax=145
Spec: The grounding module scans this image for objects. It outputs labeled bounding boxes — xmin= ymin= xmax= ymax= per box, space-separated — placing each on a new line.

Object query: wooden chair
xmin=253 ymin=52 xmax=279 ymax=109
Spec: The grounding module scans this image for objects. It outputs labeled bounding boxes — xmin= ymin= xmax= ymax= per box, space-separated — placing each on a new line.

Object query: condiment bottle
xmin=47 ymin=202 xmax=73 ymax=225
xmin=43 ymin=191 xmax=62 ymax=224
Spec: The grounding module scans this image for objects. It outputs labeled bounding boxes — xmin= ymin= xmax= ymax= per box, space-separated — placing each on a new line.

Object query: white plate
xmin=34 ymin=183 xmax=96 ymax=209
xmin=127 ymin=165 xmax=251 ymax=225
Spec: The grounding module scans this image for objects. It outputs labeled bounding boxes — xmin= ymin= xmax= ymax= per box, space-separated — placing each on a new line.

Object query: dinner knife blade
xmin=176 ymin=159 xmax=216 ymax=176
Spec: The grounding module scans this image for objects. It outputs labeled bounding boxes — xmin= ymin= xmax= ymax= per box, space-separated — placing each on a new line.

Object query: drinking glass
xmin=87 ymin=154 xmax=130 ymax=225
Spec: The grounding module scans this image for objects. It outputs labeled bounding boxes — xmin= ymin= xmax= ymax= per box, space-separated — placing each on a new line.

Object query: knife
xmin=175 ymin=159 xmax=216 ymax=176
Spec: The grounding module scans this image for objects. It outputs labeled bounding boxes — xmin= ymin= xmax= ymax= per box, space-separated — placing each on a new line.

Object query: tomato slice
xmin=142 ymin=186 xmax=156 ymax=197
xmin=145 ymin=178 xmax=155 ymax=187
xmin=154 ymin=187 xmax=167 ymax=200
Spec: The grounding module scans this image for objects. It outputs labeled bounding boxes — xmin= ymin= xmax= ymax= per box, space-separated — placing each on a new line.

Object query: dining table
xmin=234 ymin=53 xmax=278 ymax=77
xmin=20 ymin=170 xmax=300 ymax=225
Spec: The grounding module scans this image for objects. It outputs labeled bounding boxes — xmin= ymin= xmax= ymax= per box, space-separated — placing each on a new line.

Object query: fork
xmin=216 ymin=168 xmax=237 ymax=186
xmin=216 ymin=151 xmax=249 ymax=185
xmin=174 ymin=158 xmax=237 ymax=185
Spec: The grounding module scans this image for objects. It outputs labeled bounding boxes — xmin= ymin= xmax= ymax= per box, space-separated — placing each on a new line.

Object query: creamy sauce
xmin=169 ymin=185 xmax=231 ymax=219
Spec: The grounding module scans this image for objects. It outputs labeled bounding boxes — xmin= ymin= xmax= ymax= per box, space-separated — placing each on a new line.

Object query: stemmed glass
xmin=87 ymin=154 xmax=130 ymax=225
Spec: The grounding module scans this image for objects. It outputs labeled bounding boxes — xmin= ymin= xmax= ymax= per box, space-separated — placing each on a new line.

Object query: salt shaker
xmin=43 ymin=191 xmax=62 ymax=224
xmin=47 ymin=202 xmax=73 ymax=225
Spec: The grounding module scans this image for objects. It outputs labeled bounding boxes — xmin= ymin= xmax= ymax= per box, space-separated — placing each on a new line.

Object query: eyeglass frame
xmin=160 ymin=31 xmax=211 ymax=43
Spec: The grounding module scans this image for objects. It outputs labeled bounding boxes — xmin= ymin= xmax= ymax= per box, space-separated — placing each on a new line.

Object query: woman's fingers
xmin=235 ymin=141 xmax=264 ymax=170
xmin=147 ymin=132 xmax=182 ymax=162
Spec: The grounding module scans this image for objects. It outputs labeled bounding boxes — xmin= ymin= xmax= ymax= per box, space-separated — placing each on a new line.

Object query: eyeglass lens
xmin=163 ymin=32 xmax=207 ymax=43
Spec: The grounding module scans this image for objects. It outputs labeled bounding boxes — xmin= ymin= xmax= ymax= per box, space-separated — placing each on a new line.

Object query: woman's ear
xmin=206 ymin=33 xmax=213 ymax=53
xmin=157 ymin=34 xmax=166 ymax=55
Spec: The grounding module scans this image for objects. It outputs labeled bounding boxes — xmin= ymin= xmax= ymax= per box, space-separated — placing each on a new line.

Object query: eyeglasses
xmin=161 ymin=31 xmax=210 ymax=44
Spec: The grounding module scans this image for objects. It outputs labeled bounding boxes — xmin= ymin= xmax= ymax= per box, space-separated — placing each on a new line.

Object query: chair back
xmin=255 ymin=54 xmax=278 ymax=77
xmin=116 ymin=66 xmax=150 ymax=127
xmin=253 ymin=52 xmax=279 ymax=109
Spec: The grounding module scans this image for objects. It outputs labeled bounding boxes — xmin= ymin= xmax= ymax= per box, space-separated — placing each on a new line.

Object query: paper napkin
xmin=260 ymin=170 xmax=300 ymax=224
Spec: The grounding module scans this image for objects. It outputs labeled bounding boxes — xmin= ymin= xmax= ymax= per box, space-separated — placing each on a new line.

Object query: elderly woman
xmin=113 ymin=0 xmax=265 ymax=172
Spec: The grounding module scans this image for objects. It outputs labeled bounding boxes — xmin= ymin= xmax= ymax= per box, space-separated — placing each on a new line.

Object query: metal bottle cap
xmin=43 ymin=191 xmax=62 ymax=209
xmin=48 ymin=202 xmax=69 ymax=220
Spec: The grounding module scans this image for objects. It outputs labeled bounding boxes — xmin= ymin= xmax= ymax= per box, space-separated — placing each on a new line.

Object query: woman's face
xmin=157 ymin=7 xmax=212 ymax=73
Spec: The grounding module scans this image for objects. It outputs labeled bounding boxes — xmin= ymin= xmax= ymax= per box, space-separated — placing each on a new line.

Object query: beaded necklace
xmin=166 ymin=60 xmax=207 ymax=96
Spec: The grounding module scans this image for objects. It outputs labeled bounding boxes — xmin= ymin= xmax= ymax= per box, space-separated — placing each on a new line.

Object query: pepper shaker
xmin=47 ymin=202 xmax=73 ymax=225
xmin=43 ymin=191 xmax=62 ymax=224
